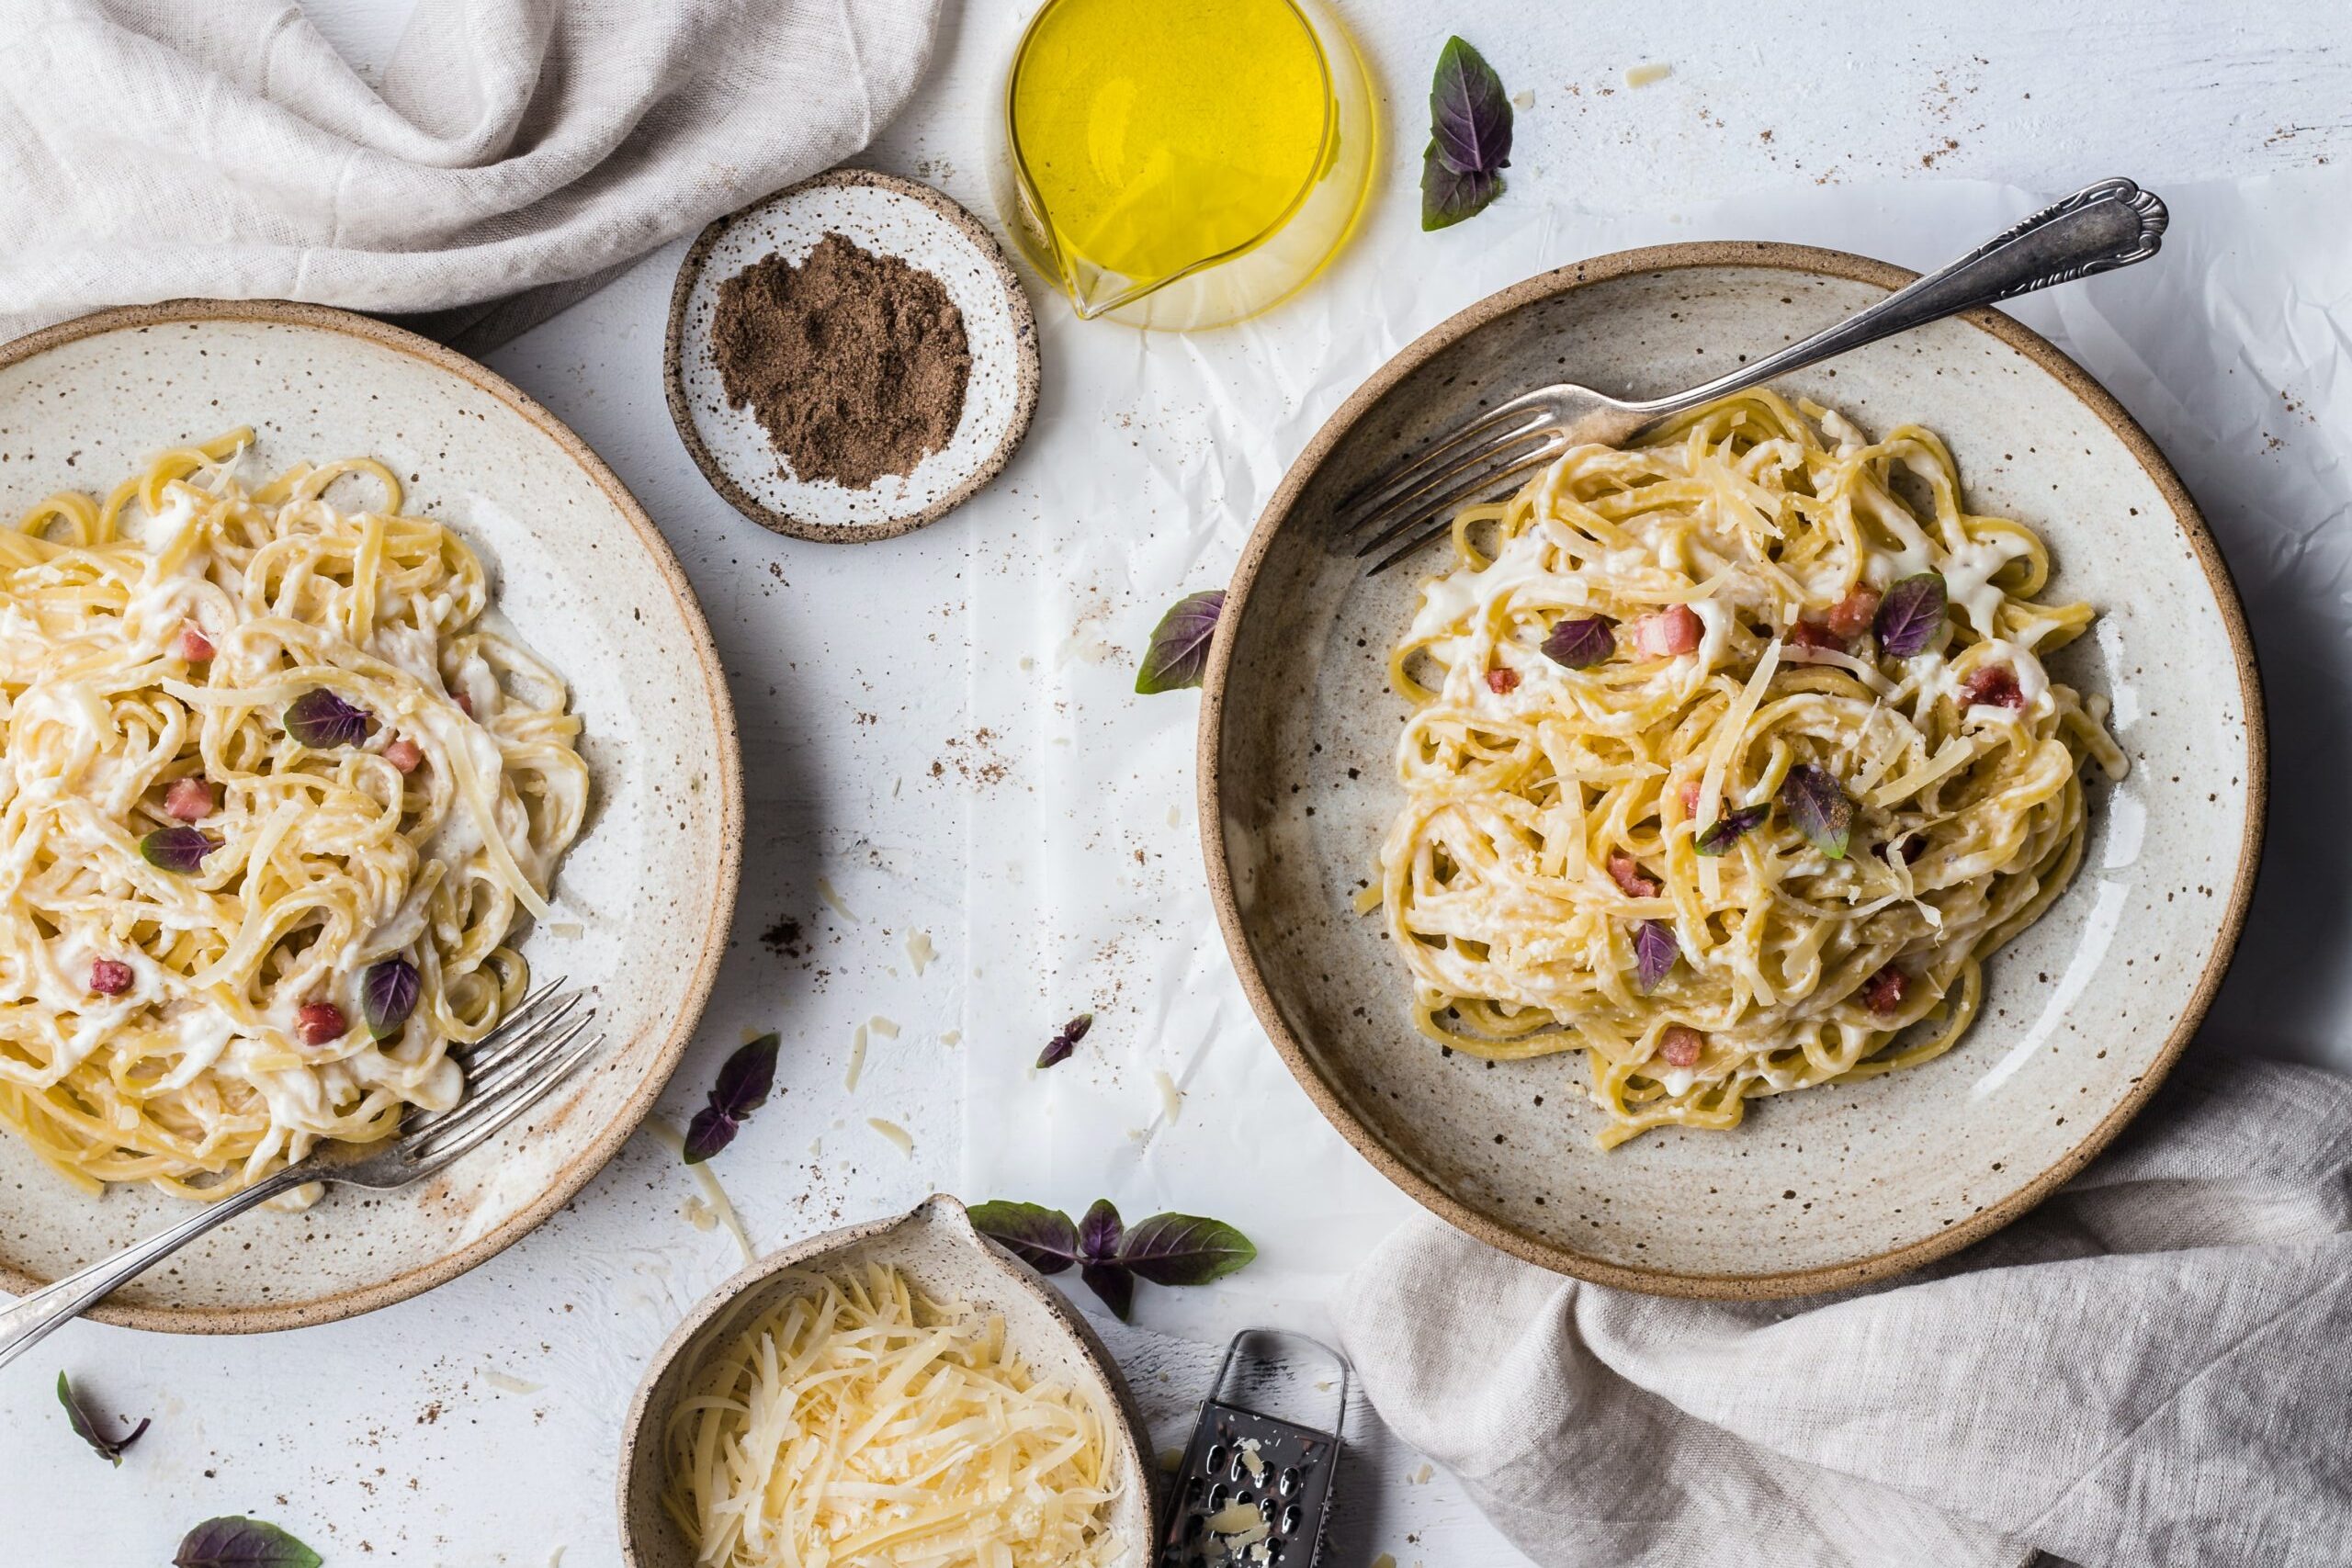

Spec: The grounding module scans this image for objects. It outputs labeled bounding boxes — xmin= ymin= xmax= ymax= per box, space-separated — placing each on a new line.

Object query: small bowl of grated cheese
xmin=617 ymin=1192 xmax=1158 ymax=1567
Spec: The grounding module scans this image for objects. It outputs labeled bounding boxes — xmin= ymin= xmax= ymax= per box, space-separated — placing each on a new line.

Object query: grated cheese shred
xmin=662 ymin=1264 xmax=1123 ymax=1568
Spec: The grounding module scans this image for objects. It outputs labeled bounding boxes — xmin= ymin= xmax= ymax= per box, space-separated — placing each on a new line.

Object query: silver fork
xmin=0 ymin=984 xmax=600 ymax=1369
xmin=1342 ymin=175 xmax=2169 ymax=574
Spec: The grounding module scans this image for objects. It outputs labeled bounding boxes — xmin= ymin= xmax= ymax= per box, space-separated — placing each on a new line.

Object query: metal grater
xmin=1159 ymin=1329 xmax=1349 ymax=1568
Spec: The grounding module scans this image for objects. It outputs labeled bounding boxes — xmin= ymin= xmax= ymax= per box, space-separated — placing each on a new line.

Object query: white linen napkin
xmin=0 ymin=0 xmax=944 ymax=352
xmin=1334 ymin=1056 xmax=2352 ymax=1568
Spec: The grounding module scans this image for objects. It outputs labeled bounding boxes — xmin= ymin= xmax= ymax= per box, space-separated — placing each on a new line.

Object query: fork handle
xmin=0 ymin=1165 xmax=310 ymax=1370
xmin=1624 ymin=176 xmax=2167 ymax=421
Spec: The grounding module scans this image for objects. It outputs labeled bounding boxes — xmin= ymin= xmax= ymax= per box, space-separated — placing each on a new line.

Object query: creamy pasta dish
xmin=0 ymin=433 xmax=587 ymax=1197
xmin=1376 ymin=392 xmax=2125 ymax=1146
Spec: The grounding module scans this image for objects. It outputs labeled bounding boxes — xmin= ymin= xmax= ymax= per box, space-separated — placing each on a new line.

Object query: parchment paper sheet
xmin=957 ymin=171 xmax=2352 ymax=1339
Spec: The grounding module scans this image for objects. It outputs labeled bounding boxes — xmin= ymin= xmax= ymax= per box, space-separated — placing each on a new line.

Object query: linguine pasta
xmin=1376 ymin=392 xmax=2126 ymax=1146
xmin=0 ymin=433 xmax=587 ymax=1197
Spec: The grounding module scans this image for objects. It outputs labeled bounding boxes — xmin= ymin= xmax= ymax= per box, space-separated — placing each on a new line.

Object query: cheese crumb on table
xmin=867 ymin=1117 xmax=914 ymax=1156
xmin=1624 ymin=62 xmax=1672 ymax=86
xmin=843 ymin=1023 xmax=869 ymax=1090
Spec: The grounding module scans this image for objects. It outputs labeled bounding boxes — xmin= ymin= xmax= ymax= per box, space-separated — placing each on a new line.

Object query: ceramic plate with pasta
xmin=0 ymin=302 xmax=739 ymax=1330
xmin=1204 ymin=250 xmax=2260 ymax=1296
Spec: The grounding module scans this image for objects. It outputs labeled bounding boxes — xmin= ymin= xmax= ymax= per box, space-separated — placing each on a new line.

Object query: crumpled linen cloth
xmin=0 ymin=0 xmax=944 ymax=352
xmin=1335 ymin=1058 xmax=2352 ymax=1568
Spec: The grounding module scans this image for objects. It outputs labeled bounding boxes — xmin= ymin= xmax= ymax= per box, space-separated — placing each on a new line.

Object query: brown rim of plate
xmin=613 ymin=1192 xmax=1161 ymax=1566
xmin=662 ymin=166 xmax=1043 ymax=544
xmin=1196 ymin=240 xmax=2269 ymax=1302
xmin=0 ymin=297 xmax=746 ymax=1333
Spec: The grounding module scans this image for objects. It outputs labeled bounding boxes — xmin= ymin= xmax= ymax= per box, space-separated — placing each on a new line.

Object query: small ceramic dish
xmin=665 ymin=168 xmax=1041 ymax=542
xmin=617 ymin=1193 xmax=1159 ymax=1566
xmin=0 ymin=299 xmax=743 ymax=1331
xmin=1202 ymin=243 xmax=2265 ymax=1300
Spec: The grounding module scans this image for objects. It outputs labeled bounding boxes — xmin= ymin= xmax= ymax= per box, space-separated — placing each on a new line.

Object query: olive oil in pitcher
xmin=997 ymin=0 xmax=1376 ymax=330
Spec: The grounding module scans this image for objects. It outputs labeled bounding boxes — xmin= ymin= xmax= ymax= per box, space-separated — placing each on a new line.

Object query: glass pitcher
xmin=992 ymin=0 xmax=1378 ymax=332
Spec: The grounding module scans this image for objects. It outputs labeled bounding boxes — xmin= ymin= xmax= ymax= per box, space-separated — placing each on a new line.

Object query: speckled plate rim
xmin=1197 ymin=241 xmax=2269 ymax=1301
xmin=662 ymin=167 xmax=1042 ymax=544
xmin=0 ymin=298 xmax=745 ymax=1334
xmin=614 ymin=1192 xmax=1162 ymax=1566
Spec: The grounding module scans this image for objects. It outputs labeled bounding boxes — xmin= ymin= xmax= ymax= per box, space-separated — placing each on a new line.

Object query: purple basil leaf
xmin=283 ymin=687 xmax=371 ymax=749
xmin=57 ymin=1371 xmax=149 ymax=1466
xmin=1078 ymin=1197 xmax=1124 ymax=1262
xmin=139 ymin=827 xmax=217 ymax=874
xmin=1779 ymin=763 xmax=1854 ymax=860
xmin=1540 ymin=615 xmax=1614 ymax=670
xmin=1116 ymin=1213 xmax=1258 ymax=1287
xmin=1080 ymin=1260 xmax=1136 ymax=1323
xmin=681 ymin=1105 xmax=738 ymax=1164
xmin=682 ymin=1033 xmax=779 ymax=1164
xmin=361 ymin=957 xmax=420 ymax=1041
xmin=1421 ymin=146 xmax=1505 ymax=231
xmin=1633 ymin=919 xmax=1679 ymax=994
xmin=967 ymin=1200 xmax=1083 ymax=1275
xmin=1694 ymin=803 xmax=1770 ymax=857
xmin=1035 ymin=1012 xmax=1093 ymax=1070
xmin=1428 ymin=36 xmax=1512 ymax=177
xmin=174 ymin=1517 xmax=322 ymax=1568
xmin=1135 ymin=591 xmax=1224 ymax=694
xmin=1873 ymin=572 xmax=1948 ymax=658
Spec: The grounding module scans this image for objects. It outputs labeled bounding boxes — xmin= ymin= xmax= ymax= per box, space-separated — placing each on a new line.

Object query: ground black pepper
xmin=711 ymin=232 xmax=971 ymax=490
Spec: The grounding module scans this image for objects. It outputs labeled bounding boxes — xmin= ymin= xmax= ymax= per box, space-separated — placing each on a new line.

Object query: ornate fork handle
xmin=1624 ymin=177 xmax=2168 ymax=422
xmin=0 ymin=1164 xmax=312 ymax=1369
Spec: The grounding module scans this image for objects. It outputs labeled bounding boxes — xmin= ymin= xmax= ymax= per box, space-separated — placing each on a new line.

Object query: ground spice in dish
xmin=710 ymin=232 xmax=971 ymax=491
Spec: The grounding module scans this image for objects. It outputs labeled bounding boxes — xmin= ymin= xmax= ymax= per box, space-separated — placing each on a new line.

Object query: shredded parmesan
xmin=816 ymin=876 xmax=857 ymax=922
xmin=844 ymin=1024 xmax=869 ymax=1091
xmin=1153 ymin=1069 xmax=1183 ymax=1122
xmin=1624 ymin=62 xmax=1673 ymax=86
xmin=906 ymin=931 xmax=934 ymax=975
xmin=661 ymin=1264 xmax=1123 ymax=1568
xmin=481 ymin=1367 xmax=545 ymax=1395
xmin=647 ymin=1117 xmax=755 ymax=1264
xmin=868 ymin=1016 xmax=900 ymax=1039
xmin=938 ymin=1030 xmax=961 ymax=1047
xmin=866 ymin=1117 xmax=913 ymax=1156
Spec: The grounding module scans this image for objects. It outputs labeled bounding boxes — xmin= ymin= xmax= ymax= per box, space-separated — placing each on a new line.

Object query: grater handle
xmin=1210 ymin=1327 xmax=1350 ymax=1441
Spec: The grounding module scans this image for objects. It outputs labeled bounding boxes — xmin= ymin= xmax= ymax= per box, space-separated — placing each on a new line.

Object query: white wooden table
xmin=3 ymin=3 xmax=2345 ymax=1562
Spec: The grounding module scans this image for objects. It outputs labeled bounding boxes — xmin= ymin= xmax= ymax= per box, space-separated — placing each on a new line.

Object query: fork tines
xmin=397 ymin=986 xmax=601 ymax=1168
xmin=1336 ymin=389 xmax=1566 ymax=575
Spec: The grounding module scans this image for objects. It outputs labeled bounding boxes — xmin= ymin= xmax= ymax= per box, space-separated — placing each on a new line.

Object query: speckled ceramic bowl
xmin=0 ymin=300 xmax=742 ymax=1331
xmin=1202 ymin=243 xmax=2265 ymax=1299
xmin=617 ymin=1193 xmax=1159 ymax=1566
xmin=665 ymin=168 xmax=1041 ymax=542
